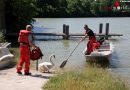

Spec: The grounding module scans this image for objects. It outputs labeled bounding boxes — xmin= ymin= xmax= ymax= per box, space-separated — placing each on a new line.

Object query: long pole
xmin=60 ymin=40 xmax=82 ymax=68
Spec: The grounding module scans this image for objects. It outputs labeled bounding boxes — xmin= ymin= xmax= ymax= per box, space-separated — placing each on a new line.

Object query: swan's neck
xmin=50 ymin=56 xmax=54 ymax=66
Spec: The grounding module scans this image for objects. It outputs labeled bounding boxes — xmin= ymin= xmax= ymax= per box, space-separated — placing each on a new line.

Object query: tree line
xmin=5 ymin=0 xmax=130 ymax=33
xmin=36 ymin=0 xmax=130 ymax=17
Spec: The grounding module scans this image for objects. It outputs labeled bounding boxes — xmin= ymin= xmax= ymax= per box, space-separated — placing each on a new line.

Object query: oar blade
xmin=60 ymin=60 xmax=67 ymax=68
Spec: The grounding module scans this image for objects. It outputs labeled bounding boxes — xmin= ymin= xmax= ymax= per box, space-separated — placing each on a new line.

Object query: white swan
xmin=38 ymin=54 xmax=55 ymax=73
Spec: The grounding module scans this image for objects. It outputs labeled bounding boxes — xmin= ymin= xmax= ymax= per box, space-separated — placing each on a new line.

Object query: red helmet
xmin=30 ymin=47 xmax=43 ymax=61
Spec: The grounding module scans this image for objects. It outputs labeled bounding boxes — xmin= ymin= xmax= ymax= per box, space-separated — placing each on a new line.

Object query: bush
xmin=5 ymin=0 xmax=38 ymax=33
xmin=0 ymin=32 xmax=6 ymax=43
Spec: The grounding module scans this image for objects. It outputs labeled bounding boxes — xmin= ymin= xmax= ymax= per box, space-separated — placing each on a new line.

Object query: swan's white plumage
xmin=39 ymin=62 xmax=52 ymax=66
xmin=38 ymin=54 xmax=55 ymax=73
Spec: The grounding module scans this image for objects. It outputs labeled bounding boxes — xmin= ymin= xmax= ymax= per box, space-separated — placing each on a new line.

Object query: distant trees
xmin=36 ymin=0 xmax=93 ymax=17
xmin=66 ymin=0 xmax=93 ymax=17
xmin=4 ymin=0 xmax=130 ymax=34
xmin=36 ymin=0 xmax=130 ymax=17
xmin=5 ymin=0 xmax=38 ymax=33
xmin=36 ymin=0 xmax=67 ymax=17
xmin=91 ymin=0 xmax=113 ymax=16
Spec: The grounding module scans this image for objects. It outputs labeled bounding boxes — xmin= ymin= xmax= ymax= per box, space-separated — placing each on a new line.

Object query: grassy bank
xmin=43 ymin=67 xmax=128 ymax=90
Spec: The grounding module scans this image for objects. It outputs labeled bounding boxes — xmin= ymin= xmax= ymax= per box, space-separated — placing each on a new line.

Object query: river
xmin=33 ymin=17 xmax=130 ymax=83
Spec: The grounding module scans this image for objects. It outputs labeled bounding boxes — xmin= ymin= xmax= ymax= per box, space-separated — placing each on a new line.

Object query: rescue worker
xmin=80 ymin=24 xmax=98 ymax=55
xmin=17 ymin=25 xmax=37 ymax=75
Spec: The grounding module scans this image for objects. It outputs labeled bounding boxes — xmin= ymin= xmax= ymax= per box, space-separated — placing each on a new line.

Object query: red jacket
xmin=19 ymin=30 xmax=31 ymax=44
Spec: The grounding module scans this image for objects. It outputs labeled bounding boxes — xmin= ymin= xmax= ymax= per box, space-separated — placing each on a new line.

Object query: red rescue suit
xmin=17 ymin=30 xmax=31 ymax=73
xmin=87 ymin=36 xmax=96 ymax=55
xmin=85 ymin=30 xmax=96 ymax=55
xmin=93 ymin=42 xmax=100 ymax=50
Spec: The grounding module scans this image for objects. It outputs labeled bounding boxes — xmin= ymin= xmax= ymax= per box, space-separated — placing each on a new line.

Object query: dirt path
xmin=0 ymin=67 xmax=54 ymax=90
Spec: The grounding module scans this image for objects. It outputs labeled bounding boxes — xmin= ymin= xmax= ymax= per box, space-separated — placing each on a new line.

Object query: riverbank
xmin=0 ymin=62 xmax=129 ymax=90
xmin=0 ymin=46 xmax=129 ymax=90
xmin=0 ymin=47 xmax=55 ymax=90
xmin=0 ymin=67 xmax=54 ymax=90
xmin=43 ymin=66 xmax=129 ymax=90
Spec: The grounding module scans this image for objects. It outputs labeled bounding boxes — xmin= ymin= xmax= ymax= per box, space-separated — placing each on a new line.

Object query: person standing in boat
xmin=80 ymin=24 xmax=98 ymax=55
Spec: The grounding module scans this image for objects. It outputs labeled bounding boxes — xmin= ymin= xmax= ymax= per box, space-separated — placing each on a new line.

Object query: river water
xmin=33 ymin=18 xmax=130 ymax=83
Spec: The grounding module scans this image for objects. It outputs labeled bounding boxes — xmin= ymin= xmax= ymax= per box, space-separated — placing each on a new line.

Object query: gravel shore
xmin=0 ymin=67 xmax=54 ymax=90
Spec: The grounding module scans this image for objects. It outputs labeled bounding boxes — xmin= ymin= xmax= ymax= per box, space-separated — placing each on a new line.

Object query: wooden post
xmin=36 ymin=60 xmax=38 ymax=71
xmin=105 ymin=23 xmax=109 ymax=39
xmin=63 ymin=24 xmax=66 ymax=39
xmin=65 ymin=25 xmax=69 ymax=39
xmin=63 ymin=24 xmax=69 ymax=39
xmin=99 ymin=23 xmax=103 ymax=34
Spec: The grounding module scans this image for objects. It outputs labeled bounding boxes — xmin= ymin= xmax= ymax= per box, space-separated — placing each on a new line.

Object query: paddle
xmin=60 ymin=38 xmax=84 ymax=68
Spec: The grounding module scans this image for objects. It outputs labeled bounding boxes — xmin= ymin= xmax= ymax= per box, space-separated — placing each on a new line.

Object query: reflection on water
xmin=35 ymin=39 xmax=87 ymax=71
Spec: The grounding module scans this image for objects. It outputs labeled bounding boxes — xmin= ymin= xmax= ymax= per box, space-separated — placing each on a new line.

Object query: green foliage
xmin=36 ymin=0 xmax=130 ymax=17
xmin=66 ymin=0 xmax=92 ymax=17
xmin=5 ymin=0 xmax=128 ymax=19
xmin=36 ymin=0 xmax=67 ymax=17
xmin=91 ymin=1 xmax=100 ymax=16
xmin=0 ymin=32 xmax=6 ymax=43
xmin=5 ymin=0 xmax=38 ymax=33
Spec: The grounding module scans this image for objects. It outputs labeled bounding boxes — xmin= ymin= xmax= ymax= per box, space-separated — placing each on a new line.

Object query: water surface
xmin=33 ymin=18 xmax=130 ymax=83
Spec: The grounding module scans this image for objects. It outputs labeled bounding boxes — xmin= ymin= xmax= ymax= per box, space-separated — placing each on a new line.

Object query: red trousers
xmin=17 ymin=46 xmax=30 ymax=73
xmin=87 ymin=40 xmax=94 ymax=55
xmin=86 ymin=36 xmax=96 ymax=55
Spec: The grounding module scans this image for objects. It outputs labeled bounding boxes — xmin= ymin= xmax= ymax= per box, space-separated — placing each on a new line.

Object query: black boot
xmin=24 ymin=72 xmax=31 ymax=75
xmin=17 ymin=72 xmax=22 ymax=75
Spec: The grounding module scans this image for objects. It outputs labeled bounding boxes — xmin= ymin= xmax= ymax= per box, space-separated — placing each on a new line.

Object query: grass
xmin=43 ymin=67 xmax=129 ymax=90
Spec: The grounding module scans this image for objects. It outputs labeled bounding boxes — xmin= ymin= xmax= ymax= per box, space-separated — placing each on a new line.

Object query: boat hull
xmin=85 ymin=54 xmax=111 ymax=62
xmin=84 ymin=41 xmax=113 ymax=62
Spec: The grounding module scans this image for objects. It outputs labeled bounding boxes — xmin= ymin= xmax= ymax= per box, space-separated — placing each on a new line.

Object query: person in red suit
xmin=17 ymin=25 xmax=37 ymax=75
xmin=81 ymin=24 xmax=100 ymax=55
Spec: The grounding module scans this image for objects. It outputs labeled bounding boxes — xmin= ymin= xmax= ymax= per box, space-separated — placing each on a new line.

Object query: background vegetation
xmin=36 ymin=0 xmax=130 ymax=18
xmin=0 ymin=32 xmax=6 ymax=43
xmin=5 ymin=0 xmax=38 ymax=33
xmin=4 ymin=0 xmax=130 ymax=33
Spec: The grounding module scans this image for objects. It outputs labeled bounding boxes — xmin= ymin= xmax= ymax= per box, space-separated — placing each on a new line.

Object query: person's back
xmin=18 ymin=30 xmax=31 ymax=44
xmin=17 ymin=25 xmax=37 ymax=75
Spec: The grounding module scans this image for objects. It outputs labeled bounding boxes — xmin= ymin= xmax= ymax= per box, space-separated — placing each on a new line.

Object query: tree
xmin=90 ymin=1 xmax=100 ymax=16
xmin=66 ymin=0 xmax=92 ymax=17
xmin=36 ymin=0 xmax=67 ymax=17
xmin=90 ymin=0 xmax=113 ymax=17
xmin=5 ymin=0 xmax=38 ymax=33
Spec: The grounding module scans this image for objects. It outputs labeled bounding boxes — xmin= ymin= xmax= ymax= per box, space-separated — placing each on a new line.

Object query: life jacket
xmin=19 ymin=30 xmax=31 ymax=44
xmin=93 ymin=42 xmax=100 ymax=50
xmin=30 ymin=47 xmax=43 ymax=61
